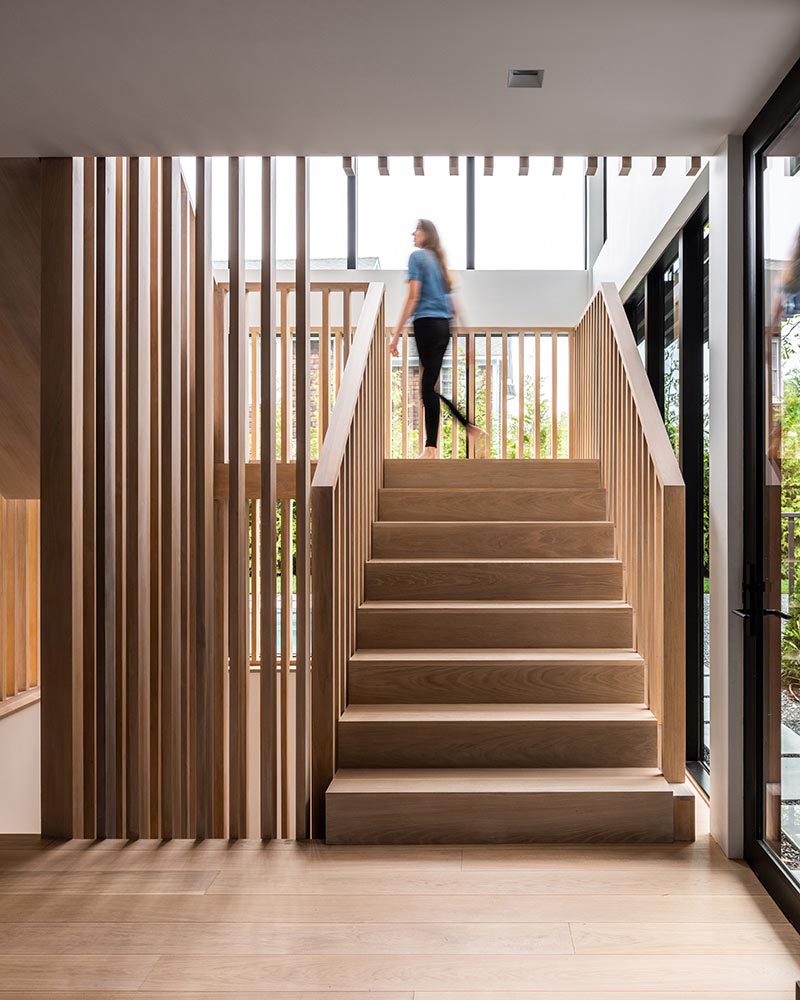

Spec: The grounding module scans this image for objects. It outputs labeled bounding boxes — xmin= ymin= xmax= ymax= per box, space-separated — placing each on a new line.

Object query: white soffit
xmin=0 ymin=0 xmax=799 ymax=156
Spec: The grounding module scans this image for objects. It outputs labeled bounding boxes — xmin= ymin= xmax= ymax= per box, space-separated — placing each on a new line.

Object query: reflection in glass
xmin=663 ymin=250 xmax=680 ymax=460
xmin=762 ymin=113 xmax=800 ymax=875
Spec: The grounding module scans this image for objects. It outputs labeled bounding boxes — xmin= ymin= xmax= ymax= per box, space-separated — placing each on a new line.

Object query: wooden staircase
xmin=324 ymin=457 xmax=694 ymax=844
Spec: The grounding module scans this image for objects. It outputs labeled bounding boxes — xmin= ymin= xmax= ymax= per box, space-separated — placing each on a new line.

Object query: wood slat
xmin=295 ymin=156 xmax=311 ymax=838
xmin=228 ymin=156 xmax=248 ymax=839
xmin=194 ymin=157 xmax=215 ymax=839
xmin=96 ymin=157 xmax=119 ymax=839
xmin=40 ymin=157 xmax=85 ymax=839
xmin=125 ymin=156 xmax=151 ymax=839
xmin=260 ymin=156 xmax=278 ymax=840
xmin=211 ymin=281 xmax=226 ymax=838
xmin=147 ymin=157 xmax=161 ymax=838
xmin=81 ymin=156 xmax=97 ymax=836
xmin=160 ymin=157 xmax=183 ymax=839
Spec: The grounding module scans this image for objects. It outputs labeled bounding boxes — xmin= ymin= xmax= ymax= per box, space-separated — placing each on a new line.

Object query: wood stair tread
xmin=328 ymin=767 xmax=671 ymax=795
xmin=350 ymin=647 xmax=643 ymax=663
xmin=359 ymin=599 xmax=632 ymax=610
xmin=341 ymin=703 xmax=655 ymax=723
xmin=367 ymin=557 xmax=622 ymax=565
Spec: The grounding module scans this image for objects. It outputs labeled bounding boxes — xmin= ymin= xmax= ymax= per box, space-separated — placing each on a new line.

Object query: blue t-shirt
xmin=407 ymin=248 xmax=452 ymax=320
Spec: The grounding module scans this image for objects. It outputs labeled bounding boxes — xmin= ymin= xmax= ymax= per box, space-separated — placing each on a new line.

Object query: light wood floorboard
xmin=0 ymin=798 xmax=798 ymax=995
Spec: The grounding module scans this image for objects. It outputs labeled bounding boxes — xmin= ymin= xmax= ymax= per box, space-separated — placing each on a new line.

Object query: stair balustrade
xmin=310 ymin=282 xmax=386 ymax=837
xmin=572 ymin=283 xmax=686 ymax=782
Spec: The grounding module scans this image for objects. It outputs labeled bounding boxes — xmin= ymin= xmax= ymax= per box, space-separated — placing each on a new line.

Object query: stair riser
xmin=383 ymin=459 xmax=602 ymax=490
xmin=379 ymin=489 xmax=607 ymax=522
xmin=337 ymin=720 xmax=657 ymax=768
xmin=348 ymin=660 xmax=645 ymax=704
xmin=372 ymin=523 xmax=615 ymax=559
xmin=365 ymin=561 xmax=623 ymax=601
xmin=326 ymin=790 xmax=673 ymax=844
xmin=357 ymin=608 xmax=633 ymax=649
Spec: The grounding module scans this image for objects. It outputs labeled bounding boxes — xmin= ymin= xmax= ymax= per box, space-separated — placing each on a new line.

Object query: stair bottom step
xmin=326 ymin=768 xmax=678 ymax=845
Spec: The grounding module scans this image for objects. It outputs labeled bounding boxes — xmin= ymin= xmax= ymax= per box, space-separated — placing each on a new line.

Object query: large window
xmin=474 ymin=156 xmax=585 ymax=269
xmin=357 ymin=156 xmax=467 ymax=270
xmin=185 ymin=154 xmax=588 ymax=272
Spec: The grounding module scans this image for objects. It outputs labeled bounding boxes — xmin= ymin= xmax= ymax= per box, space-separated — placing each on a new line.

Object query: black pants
xmin=413 ymin=317 xmax=470 ymax=448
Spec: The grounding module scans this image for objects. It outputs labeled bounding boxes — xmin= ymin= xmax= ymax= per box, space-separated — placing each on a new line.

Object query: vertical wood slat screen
xmin=40 ymin=156 xmax=363 ymax=840
xmin=572 ymin=284 xmax=686 ymax=783
xmin=385 ymin=328 xmax=573 ymax=459
xmin=40 ymin=156 xmax=233 ymax=839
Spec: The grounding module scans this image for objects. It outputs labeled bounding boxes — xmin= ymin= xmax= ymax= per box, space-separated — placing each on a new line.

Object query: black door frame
xmin=742 ymin=53 xmax=800 ymax=928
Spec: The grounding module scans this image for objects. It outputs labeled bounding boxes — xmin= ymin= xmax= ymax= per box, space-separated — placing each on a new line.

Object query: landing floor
xmin=0 ymin=799 xmax=799 ymax=997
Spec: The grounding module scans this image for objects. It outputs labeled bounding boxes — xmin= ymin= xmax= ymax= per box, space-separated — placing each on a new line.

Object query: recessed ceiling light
xmin=507 ymin=69 xmax=544 ymax=89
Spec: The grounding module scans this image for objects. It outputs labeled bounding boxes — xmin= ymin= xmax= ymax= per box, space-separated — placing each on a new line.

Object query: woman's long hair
xmin=417 ymin=218 xmax=454 ymax=292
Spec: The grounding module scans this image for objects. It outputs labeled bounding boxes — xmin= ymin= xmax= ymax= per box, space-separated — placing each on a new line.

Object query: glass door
xmin=761 ymin=117 xmax=800 ymax=875
xmin=744 ymin=73 xmax=800 ymax=922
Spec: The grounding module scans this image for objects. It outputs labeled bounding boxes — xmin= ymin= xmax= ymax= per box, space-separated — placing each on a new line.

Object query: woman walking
xmin=389 ymin=219 xmax=484 ymax=458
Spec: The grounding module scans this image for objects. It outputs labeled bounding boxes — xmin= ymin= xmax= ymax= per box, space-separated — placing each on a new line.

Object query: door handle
xmin=764 ymin=608 xmax=792 ymax=621
xmin=732 ymin=609 xmax=750 ymax=619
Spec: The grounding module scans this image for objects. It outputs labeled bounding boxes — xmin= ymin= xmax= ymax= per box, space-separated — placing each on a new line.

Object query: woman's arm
xmin=449 ymin=290 xmax=467 ymax=331
xmin=389 ymin=280 xmax=420 ymax=357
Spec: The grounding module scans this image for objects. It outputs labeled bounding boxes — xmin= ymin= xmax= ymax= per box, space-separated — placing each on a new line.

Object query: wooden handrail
xmin=596 ymin=284 xmax=683 ymax=487
xmin=572 ymin=283 xmax=685 ymax=783
xmin=310 ymin=281 xmax=386 ymax=837
xmin=314 ymin=283 xmax=385 ymax=487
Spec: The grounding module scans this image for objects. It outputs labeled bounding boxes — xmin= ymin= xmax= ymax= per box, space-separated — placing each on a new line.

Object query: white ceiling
xmin=1 ymin=0 xmax=799 ymax=157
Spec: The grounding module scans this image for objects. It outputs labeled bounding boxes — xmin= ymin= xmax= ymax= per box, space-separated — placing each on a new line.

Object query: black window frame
xmin=624 ymin=198 xmax=711 ymax=797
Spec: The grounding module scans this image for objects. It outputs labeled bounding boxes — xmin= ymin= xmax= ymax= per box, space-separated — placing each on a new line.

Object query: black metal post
xmin=466 ymin=156 xmax=475 ymax=270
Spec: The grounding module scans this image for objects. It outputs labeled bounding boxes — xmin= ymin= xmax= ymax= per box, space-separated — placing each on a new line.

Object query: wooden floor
xmin=1 ymin=798 xmax=799 ymax=997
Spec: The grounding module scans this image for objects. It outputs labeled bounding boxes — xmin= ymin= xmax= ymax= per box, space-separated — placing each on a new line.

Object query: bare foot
xmin=466 ymin=424 xmax=488 ymax=458
xmin=417 ymin=446 xmax=439 ymax=459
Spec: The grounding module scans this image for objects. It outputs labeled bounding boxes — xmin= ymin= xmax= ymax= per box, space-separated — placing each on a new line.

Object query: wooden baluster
xmin=260 ymin=156 xmax=278 ymax=840
xmin=179 ymin=178 xmax=191 ymax=838
xmin=211 ymin=281 xmax=227 ymax=838
xmin=40 ymin=157 xmax=85 ymax=839
xmin=501 ymin=332 xmax=508 ymax=459
xmin=295 ymin=156 xmax=311 ymax=839
xmin=517 ymin=331 xmax=524 ymax=459
xmin=343 ymin=288 xmax=351 ymax=363
xmin=401 ymin=330 xmax=408 ymax=459
xmin=485 ymin=333 xmax=492 ymax=457
xmin=321 ymin=289 xmax=331 ymax=443
xmin=552 ymin=331 xmax=559 ymax=457
xmin=125 ymin=156 xmax=151 ymax=840
xmin=114 ymin=157 xmax=126 ymax=839
xmin=97 ymin=156 xmax=119 ymax=839
xmin=193 ymin=157 xmax=215 ymax=840
xmin=281 ymin=287 xmax=290 ymax=462
xmin=82 ymin=157 xmax=98 ymax=838
xmin=451 ymin=326 xmax=458 ymax=458
xmin=277 ymin=500 xmax=288 ymax=837
xmin=228 ymin=156 xmax=248 ymax=839
xmin=466 ymin=332 xmax=476 ymax=458
xmin=160 ymin=156 xmax=182 ymax=840
xmin=534 ymin=332 xmax=541 ymax=459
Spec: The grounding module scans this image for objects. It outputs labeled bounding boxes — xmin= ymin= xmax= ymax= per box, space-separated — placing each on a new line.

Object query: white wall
xmin=231 ymin=268 xmax=592 ymax=330
xmin=593 ymin=157 xmax=709 ymax=298
xmin=0 ymin=701 xmax=40 ymax=834
xmin=708 ymin=136 xmax=745 ymax=859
